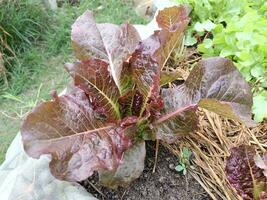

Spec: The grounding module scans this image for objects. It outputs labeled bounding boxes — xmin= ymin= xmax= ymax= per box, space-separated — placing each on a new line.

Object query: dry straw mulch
xmin=164 ymin=111 xmax=267 ymax=200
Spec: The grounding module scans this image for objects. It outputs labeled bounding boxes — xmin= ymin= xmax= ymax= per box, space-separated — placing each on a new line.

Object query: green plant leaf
xmin=182 ymin=147 xmax=192 ymax=159
xmin=185 ymin=34 xmax=197 ymax=46
xmin=194 ymin=20 xmax=215 ymax=32
xmin=253 ymin=91 xmax=267 ymax=122
xmin=251 ymin=65 xmax=264 ymax=79
xmin=175 ymin=165 xmax=184 ymax=172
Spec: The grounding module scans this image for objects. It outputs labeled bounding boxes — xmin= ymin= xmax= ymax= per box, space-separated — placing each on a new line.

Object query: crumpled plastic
xmin=0 ymin=134 xmax=97 ymax=200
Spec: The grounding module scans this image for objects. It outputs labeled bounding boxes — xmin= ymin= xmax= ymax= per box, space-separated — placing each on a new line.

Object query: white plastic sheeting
xmin=0 ymin=134 xmax=97 ymax=200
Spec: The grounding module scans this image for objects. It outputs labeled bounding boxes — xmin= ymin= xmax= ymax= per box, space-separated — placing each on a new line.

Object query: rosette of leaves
xmin=226 ymin=145 xmax=267 ymax=200
xmin=21 ymin=6 xmax=255 ymax=189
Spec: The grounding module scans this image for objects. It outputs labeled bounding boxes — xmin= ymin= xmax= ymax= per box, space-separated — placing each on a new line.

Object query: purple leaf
xmin=129 ymin=47 xmax=161 ymax=116
xmin=99 ymin=141 xmax=146 ymax=189
xmin=21 ymin=88 xmax=131 ymax=182
xmin=154 ymin=57 xmax=255 ymax=143
xmin=255 ymin=153 xmax=267 ymax=177
xmin=154 ymin=6 xmax=189 ymax=69
xmin=65 ymin=58 xmax=120 ymax=121
xmin=71 ymin=11 xmax=141 ymax=91
xmin=188 ymin=57 xmax=254 ymax=126
xmin=125 ymin=6 xmax=189 ymax=117
xmin=226 ymin=145 xmax=267 ymax=200
xmin=152 ymin=105 xmax=198 ymax=143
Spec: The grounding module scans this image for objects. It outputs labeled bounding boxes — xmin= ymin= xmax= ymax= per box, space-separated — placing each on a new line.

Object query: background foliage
xmin=176 ymin=0 xmax=267 ymax=122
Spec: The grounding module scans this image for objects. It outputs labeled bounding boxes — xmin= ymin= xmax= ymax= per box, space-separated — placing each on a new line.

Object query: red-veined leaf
xmin=226 ymin=145 xmax=267 ymax=200
xmin=65 ymin=58 xmax=120 ymax=121
xmin=21 ymin=88 xmax=131 ymax=182
xmin=130 ymin=47 xmax=161 ymax=116
xmin=127 ymin=6 xmax=189 ymax=117
xmin=154 ymin=57 xmax=255 ymax=143
xmin=71 ymin=10 xmax=141 ymax=92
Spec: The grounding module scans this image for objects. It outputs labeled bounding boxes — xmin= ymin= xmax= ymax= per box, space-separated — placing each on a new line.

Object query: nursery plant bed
xmin=80 ymin=141 xmax=210 ymax=200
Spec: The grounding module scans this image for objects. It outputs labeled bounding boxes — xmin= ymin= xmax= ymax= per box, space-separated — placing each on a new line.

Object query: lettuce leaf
xmin=71 ymin=10 xmax=141 ymax=92
xmin=99 ymin=141 xmax=146 ymax=189
xmin=65 ymin=58 xmax=120 ymax=121
xmin=130 ymin=46 xmax=161 ymax=116
xmin=21 ymin=88 xmax=131 ymax=182
xmin=20 ymin=6 xmax=255 ymax=188
xmin=127 ymin=6 xmax=189 ymax=117
xmin=226 ymin=145 xmax=267 ymax=200
xmin=154 ymin=57 xmax=255 ymax=143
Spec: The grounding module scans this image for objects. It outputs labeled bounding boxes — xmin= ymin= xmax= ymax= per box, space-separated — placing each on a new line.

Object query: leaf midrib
xmin=77 ymin=73 xmax=121 ymax=119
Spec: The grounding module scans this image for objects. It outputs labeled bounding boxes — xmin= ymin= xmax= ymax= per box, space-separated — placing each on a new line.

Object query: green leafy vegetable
xmin=253 ymin=91 xmax=267 ymax=122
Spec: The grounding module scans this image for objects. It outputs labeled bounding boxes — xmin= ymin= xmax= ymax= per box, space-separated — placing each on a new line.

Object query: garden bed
xmin=6 ymin=3 xmax=265 ymax=200
xmin=81 ymin=141 xmax=210 ymax=200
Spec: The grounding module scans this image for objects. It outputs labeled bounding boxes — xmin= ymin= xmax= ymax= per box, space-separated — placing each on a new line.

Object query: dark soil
xmin=80 ymin=142 xmax=211 ymax=200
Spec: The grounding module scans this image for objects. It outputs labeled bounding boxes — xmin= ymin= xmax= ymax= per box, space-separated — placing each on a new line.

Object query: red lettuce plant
xmin=226 ymin=145 xmax=267 ymax=200
xmin=21 ymin=6 xmax=255 ymax=188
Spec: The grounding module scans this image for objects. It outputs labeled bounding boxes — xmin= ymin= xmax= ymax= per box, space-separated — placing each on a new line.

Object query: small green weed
xmin=175 ymin=147 xmax=192 ymax=175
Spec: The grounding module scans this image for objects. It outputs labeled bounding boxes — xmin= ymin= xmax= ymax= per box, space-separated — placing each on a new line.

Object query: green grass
xmin=0 ymin=0 xmax=51 ymax=79
xmin=0 ymin=0 xmax=146 ymax=163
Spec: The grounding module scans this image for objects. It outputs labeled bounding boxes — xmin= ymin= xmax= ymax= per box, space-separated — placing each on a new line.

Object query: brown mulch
xmin=165 ymin=111 xmax=267 ymax=200
xmin=164 ymin=46 xmax=267 ymax=199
